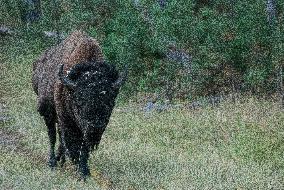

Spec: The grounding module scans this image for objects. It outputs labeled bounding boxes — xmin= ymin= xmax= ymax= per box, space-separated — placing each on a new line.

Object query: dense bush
xmin=1 ymin=0 xmax=284 ymax=99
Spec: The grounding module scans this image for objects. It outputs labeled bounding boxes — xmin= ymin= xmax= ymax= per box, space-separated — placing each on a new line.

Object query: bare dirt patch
xmin=0 ymin=126 xmax=46 ymax=165
xmin=0 ymin=127 xmax=23 ymax=151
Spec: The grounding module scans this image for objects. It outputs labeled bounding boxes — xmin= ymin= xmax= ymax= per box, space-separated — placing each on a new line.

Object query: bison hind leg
xmin=38 ymin=100 xmax=57 ymax=169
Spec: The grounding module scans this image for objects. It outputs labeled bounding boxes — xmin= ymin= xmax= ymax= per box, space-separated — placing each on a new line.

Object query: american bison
xmin=32 ymin=30 xmax=126 ymax=179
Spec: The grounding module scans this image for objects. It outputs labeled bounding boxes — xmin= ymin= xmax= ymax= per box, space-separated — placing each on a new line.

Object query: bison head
xmin=58 ymin=61 xmax=127 ymax=149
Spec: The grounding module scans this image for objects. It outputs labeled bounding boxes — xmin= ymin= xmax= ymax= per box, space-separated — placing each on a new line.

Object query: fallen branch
xmin=43 ymin=31 xmax=65 ymax=40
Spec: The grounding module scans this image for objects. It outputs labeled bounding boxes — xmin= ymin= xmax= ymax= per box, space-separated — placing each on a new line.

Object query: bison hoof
xmin=56 ymin=155 xmax=66 ymax=167
xmin=48 ymin=158 xmax=57 ymax=169
xmin=60 ymin=156 xmax=66 ymax=167
xmin=79 ymin=168 xmax=91 ymax=181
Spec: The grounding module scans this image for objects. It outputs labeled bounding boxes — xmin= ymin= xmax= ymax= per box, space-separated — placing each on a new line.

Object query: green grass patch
xmin=1 ymin=37 xmax=284 ymax=189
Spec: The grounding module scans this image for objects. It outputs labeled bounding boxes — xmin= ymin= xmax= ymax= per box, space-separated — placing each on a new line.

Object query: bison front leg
xmin=56 ymin=128 xmax=66 ymax=167
xmin=78 ymin=142 xmax=91 ymax=180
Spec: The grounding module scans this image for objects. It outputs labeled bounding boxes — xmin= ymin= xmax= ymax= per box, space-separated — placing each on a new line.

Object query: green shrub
xmin=2 ymin=0 xmax=284 ymax=99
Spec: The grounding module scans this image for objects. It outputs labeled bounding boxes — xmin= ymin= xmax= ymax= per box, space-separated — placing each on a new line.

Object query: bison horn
xmin=58 ymin=64 xmax=77 ymax=90
xmin=113 ymin=64 xmax=128 ymax=89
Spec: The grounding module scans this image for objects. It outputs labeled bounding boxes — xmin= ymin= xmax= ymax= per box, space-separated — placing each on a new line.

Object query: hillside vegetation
xmin=1 ymin=0 xmax=284 ymax=98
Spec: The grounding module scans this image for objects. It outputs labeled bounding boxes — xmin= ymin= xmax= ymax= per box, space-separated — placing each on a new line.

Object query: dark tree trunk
xmin=51 ymin=0 xmax=61 ymax=44
xmin=266 ymin=0 xmax=283 ymax=107
xmin=267 ymin=0 xmax=277 ymax=26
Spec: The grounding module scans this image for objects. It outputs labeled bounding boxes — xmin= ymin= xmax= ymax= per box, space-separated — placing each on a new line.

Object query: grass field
xmin=1 ymin=37 xmax=284 ymax=189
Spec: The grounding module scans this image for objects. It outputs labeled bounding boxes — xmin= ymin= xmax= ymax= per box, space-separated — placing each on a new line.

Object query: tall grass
xmin=1 ymin=37 xmax=284 ymax=189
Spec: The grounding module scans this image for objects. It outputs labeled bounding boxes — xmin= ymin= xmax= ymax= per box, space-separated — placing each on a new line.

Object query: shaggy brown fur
xmin=32 ymin=30 xmax=104 ymax=99
xmin=32 ymin=30 xmax=123 ymax=179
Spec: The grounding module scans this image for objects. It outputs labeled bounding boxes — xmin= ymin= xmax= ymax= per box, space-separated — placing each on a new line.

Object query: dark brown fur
xmin=32 ymin=30 xmax=119 ymax=179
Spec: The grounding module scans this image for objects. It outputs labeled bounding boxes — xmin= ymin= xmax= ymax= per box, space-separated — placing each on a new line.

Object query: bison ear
xmin=112 ymin=65 xmax=128 ymax=89
xmin=58 ymin=64 xmax=77 ymax=90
